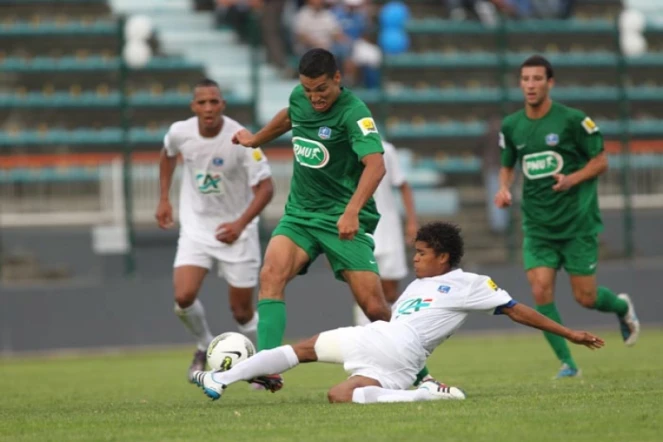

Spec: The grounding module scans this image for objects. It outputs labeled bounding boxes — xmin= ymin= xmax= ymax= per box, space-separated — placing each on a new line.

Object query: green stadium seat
xmin=0 ymin=20 xmax=115 ymax=36
xmin=0 ymin=91 xmax=251 ymax=108
xmin=0 ymin=56 xmax=204 ymax=72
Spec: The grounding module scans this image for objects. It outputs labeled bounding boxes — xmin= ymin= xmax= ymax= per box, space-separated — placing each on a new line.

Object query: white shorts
xmin=375 ymin=249 xmax=408 ymax=281
xmin=173 ymin=229 xmax=261 ymax=288
xmin=315 ymin=321 xmax=426 ymax=390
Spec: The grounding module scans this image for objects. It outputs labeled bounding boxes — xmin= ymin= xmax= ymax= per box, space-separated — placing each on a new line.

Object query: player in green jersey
xmin=233 ymin=48 xmax=435 ymax=391
xmin=495 ymin=55 xmax=640 ymax=379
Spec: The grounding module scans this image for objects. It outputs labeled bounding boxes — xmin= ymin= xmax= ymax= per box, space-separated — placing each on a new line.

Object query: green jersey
xmin=286 ymin=85 xmax=384 ymax=233
xmin=500 ymin=101 xmax=604 ymax=239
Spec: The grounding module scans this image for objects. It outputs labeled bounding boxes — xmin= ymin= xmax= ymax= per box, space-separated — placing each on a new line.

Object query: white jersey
xmin=373 ymin=140 xmax=406 ymax=255
xmin=164 ymin=116 xmax=272 ymax=247
xmin=391 ymin=269 xmax=515 ymax=355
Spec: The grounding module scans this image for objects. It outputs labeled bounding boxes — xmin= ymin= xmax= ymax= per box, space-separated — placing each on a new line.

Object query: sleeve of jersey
xmin=163 ymin=125 xmax=180 ymax=157
xmin=384 ymin=142 xmax=406 ymax=186
xmin=575 ymin=113 xmax=604 ymax=158
xmin=243 ymin=147 xmax=272 ymax=187
xmin=499 ymin=122 xmax=517 ymax=168
xmin=463 ymin=276 xmax=516 ymax=315
xmin=345 ymin=105 xmax=384 ymax=159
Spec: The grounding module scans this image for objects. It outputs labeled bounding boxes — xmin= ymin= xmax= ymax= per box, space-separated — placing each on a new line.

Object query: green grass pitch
xmin=1 ymin=329 xmax=662 ymax=442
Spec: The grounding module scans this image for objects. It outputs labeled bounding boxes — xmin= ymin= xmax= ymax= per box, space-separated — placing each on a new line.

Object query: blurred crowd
xmin=214 ymin=0 xmax=383 ymax=87
xmin=207 ymin=0 xmax=577 ymax=87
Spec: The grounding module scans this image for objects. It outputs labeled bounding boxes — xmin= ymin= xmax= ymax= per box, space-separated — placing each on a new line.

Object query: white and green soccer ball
xmin=206 ymin=332 xmax=256 ymax=371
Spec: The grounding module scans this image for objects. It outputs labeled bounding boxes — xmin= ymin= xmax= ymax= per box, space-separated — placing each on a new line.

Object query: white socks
xmin=352 ymin=386 xmax=436 ymax=404
xmin=353 ymin=304 xmax=372 ymax=327
xmin=212 ymin=345 xmax=299 ymax=386
xmin=237 ymin=312 xmax=259 ymax=346
xmin=174 ymin=299 xmax=214 ymax=351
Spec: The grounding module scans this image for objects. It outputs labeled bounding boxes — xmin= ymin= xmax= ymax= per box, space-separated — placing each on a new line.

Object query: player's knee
xmin=382 ymin=284 xmax=400 ymax=304
xmin=530 ymin=283 xmax=554 ymax=305
xmin=574 ymin=289 xmax=596 ymax=309
xmin=327 ymin=385 xmax=352 ymax=403
xmin=259 ymin=263 xmax=287 ymax=299
xmin=230 ymin=304 xmax=254 ymax=325
xmin=363 ymin=301 xmax=391 ymax=322
xmin=174 ymin=290 xmax=197 ymax=309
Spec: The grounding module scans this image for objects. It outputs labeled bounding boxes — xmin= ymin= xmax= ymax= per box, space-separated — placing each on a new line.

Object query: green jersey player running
xmin=495 ymin=55 xmax=640 ymax=379
xmin=232 ymin=48 xmax=435 ymax=391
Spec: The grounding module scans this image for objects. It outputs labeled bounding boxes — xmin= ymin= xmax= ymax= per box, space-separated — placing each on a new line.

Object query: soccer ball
xmin=206 ymin=332 xmax=256 ymax=371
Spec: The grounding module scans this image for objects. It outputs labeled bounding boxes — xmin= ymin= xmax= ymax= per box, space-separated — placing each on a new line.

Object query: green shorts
xmin=272 ymin=215 xmax=379 ymax=281
xmin=523 ymin=234 xmax=599 ymax=276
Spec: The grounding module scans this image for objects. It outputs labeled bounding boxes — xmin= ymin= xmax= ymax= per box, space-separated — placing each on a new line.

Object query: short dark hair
xmin=415 ymin=222 xmax=464 ymax=268
xmin=520 ymin=55 xmax=554 ymax=79
xmin=298 ymin=48 xmax=338 ymax=79
xmin=194 ymin=78 xmax=221 ymax=90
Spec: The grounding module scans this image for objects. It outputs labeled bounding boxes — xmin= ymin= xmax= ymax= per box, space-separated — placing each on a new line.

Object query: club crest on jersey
xmin=318 ymin=126 xmax=332 ymax=140
xmin=212 ymin=157 xmax=224 ymax=166
xmin=545 ymin=133 xmax=559 ymax=146
xmin=437 ymin=285 xmax=451 ymax=294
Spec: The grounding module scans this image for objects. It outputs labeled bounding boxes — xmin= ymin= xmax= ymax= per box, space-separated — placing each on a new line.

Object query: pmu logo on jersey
xmin=292 ymin=137 xmax=330 ymax=169
xmin=212 ymin=157 xmax=224 ymax=166
xmin=545 ymin=133 xmax=559 ymax=146
xmin=437 ymin=285 xmax=451 ymax=294
xmin=395 ymin=298 xmax=433 ymax=317
xmin=318 ymin=126 xmax=332 ymax=139
xmin=195 ymin=170 xmax=223 ymax=194
xmin=522 ymin=151 xmax=563 ymax=180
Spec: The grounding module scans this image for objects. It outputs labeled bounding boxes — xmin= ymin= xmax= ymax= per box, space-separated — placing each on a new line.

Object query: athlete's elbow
xmin=257 ymin=178 xmax=275 ymax=202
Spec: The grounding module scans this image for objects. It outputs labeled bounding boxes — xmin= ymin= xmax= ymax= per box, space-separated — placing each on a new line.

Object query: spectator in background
xmin=260 ymin=0 xmax=290 ymax=75
xmin=332 ymin=0 xmax=382 ymax=89
xmin=215 ymin=0 xmax=257 ymax=43
xmin=479 ymin=116 xmax=509 ymax=234
xmin=217 ymin=0 xmax=290 ymax=77
xmin=292 ymin=0 xmax=349 ymax=63
xmin=447 ymin=0 xmax=575 ymax=22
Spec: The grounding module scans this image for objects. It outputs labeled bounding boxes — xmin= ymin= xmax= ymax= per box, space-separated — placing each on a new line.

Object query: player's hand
xmin=405 ymin=219 xmax=418 ymax=245
xmin=568 ymin=330 xmax=605 ymax=349
xmin=494 ymin=187 xmax=512 ymax=208
xmin=155 ymin=200 xmax=174 ymax=229
xmin=337 ymin=210 xmax=359 ymax=240
xmin=216 ymin=219 xmax=246 ymax=244
xmin=552 ymin=173 xmax=576 ymax=192
xmin=232 ymin=129 xmax=256 ymax=147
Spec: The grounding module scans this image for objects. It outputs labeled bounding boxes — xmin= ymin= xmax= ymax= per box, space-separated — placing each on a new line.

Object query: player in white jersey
xmin=155 ymin=79 xmax=274 ymax=381
xmin=192 ymin=222 xmax=604 ymax=404
xmin=353 ymin=139 xmax=418 ymax=326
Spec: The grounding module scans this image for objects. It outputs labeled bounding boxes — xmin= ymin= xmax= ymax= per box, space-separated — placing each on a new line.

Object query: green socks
xmin=593 ymin=286 xmax=628 ymax=317
xmin=536 ymin=303 xmax=577 ymax=370
xmin=257 ymin=299 xmax=287 ymax=351
xmin=414 ymin=366 xmax=430 ymax=386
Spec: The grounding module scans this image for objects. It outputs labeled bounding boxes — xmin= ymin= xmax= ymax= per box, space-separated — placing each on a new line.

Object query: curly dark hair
xmin=415 ymin=222 xmax=464 ymax=268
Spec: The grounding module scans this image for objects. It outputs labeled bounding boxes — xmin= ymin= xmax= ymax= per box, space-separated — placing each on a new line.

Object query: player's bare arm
xmin=232 ymin=108 xmax=292 ymax=148
xmin=502 ymin=303 xmax=605 ymax=349
xmin=216 ymin=177 xmax=274 ymax=244
xmin=552 ymin=152 xmax=609 ymax=192
xmin=494 ymin=166 xmax=515 ymax=208
xmin=338 ymin=153 xmax=386 ymax=240
xmin=399 ymin=181 xmax=418 ymax=243
xmin=156 ymin=148 xmax=178 ymax=229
